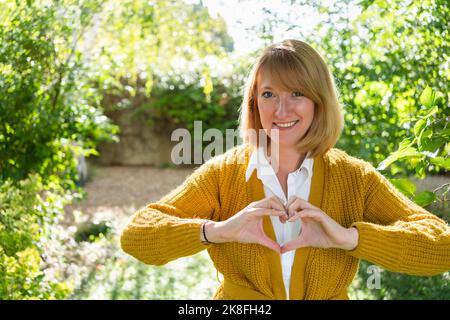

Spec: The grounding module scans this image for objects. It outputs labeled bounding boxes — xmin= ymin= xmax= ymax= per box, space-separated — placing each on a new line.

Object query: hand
xmin=210 ymin=196 xmax=288 ymax=253
xmin=280 ymin=196 xmax=359 ymax=253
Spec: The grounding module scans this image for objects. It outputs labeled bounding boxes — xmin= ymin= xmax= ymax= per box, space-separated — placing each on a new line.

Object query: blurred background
xmin=0 ymin=0 xmax=449 ymax=300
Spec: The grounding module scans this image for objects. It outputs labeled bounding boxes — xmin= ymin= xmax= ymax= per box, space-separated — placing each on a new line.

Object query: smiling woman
xmin=240 ymin=40 xmax=343 ymax=160
xmin=120 ymin=39 xmax=450 ymax=300
xmin=257 ymin=70 xmax=315 ymax=149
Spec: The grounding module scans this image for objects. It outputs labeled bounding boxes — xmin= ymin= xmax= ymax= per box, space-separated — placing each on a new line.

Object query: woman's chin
xmin=269 ymin=139 xmax=299 ymax=149
xmin=270 ymin=132 xmax=309 ymax=148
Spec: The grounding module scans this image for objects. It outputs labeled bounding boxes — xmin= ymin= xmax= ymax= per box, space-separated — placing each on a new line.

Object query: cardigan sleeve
xmin=347 ymin=165 xmax=450 ymax=276
xmin=120 ymin=158 xmax=221 ymax=266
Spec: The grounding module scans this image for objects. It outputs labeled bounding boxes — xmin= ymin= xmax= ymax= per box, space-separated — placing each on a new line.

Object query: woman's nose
xmin=274 ymin=98 xmax=291 ymax=117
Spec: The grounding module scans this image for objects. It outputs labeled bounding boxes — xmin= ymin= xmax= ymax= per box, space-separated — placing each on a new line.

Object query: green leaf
xmin=430 ymin=157 xmax=450 ymax=170
xmin=390 ymin=178 xmax=416 ymax=198
xmin=413 ymin=118 xmax=426 ymax=137
xmin=415 ymin=161 xmax=426 ymax=178
xmin=421 ymin=105 xmax=438 ymax=119
xmin=440 ymin=128 xmax=450 ymax=139
xmin=420 ymin=136 xmax=446 ymax=153
xmin=421 ymin=129 xmax=433 ymax=139
xmin=398 ymin=138 xmax=415 ymax=150
xmin=414 ymin=191 xmax=436 ymax=207
xmin=377 ymin=147 xmax=421 ymax=170
xmin=419 ymin=86 xmax=435 ymax=108
xmin=358 ymin=0 xmax=376 ymax=10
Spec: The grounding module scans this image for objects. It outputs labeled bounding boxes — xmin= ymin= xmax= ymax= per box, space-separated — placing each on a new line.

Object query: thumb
xmin=280 ymin=238 xmax=307 ymax=254
xmin=258 ymin=235 xmax=281 ymax=253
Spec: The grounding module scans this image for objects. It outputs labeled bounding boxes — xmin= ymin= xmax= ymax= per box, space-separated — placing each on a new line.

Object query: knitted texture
xmin=120 ymin=144 xmax=450 ymax=300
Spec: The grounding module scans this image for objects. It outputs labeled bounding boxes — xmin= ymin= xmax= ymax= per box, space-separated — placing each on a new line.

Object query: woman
xmin=120 ymin=39 xmax=450 ymax=300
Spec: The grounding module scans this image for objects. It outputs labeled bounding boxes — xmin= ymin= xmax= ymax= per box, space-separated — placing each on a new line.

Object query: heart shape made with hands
xmin=250 ymin=195 xmax=355 ymax=253
xmin=273 ymin=195 xmax=357 ymax=253
xmin=274 ymin=195 xmax=336 ymax=253
xmin=268 ymin=195 xmax=311 ymax=242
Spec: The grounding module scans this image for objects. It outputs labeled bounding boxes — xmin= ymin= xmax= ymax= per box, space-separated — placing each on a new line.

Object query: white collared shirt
xmin=245 ymin=146 xmax=314 ymax=299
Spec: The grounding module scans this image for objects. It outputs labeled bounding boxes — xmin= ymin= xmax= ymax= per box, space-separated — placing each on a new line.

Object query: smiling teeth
xmin=275 ymin=121 xmax=298 ymax=128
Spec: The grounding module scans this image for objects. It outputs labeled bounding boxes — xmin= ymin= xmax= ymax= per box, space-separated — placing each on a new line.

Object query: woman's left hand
xmin=280 ymin=196 xmax=359 ymax=253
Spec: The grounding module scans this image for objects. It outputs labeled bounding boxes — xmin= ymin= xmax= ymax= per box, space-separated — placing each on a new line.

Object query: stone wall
xmin=94 ymin=107 xmax=176 ymax=166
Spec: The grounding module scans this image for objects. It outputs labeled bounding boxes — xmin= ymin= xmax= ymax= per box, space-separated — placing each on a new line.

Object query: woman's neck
xmin=267 ymin=143 xmax=306 ymax=174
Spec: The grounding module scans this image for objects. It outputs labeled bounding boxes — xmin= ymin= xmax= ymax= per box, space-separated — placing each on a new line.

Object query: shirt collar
xmin=245 ymin=146 xmax=313 ymax=182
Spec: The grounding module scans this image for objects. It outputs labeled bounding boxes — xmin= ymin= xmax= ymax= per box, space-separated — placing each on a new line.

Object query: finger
xmin=287 ymin=198 xmax=303 ymax=218
xmin=280 ymin=238 xmax=307 ymax=253
xmin=287 ymin=210 xmax=302 ymax=222
xmin=257 ymin=196 xmax=289 ymax=222
xmin=288 ymin=209 xmax=321 ymax=222
xmin=269 ymin=196 xmax=286 ymax=212
xmin=286 ymin=196 xmax=304 ymax=217
xmin=279 ymin=214 xmax=289 ymax=224
xmin=266 ymin=196 xmax=288 ymax=223
xmin=258 ymin=236 xmax=281 ymax=253
xmin=259 ymin=196 xmax=285 ymax=211
xmin=287 ymin=197 xmax=304 ymax=218
xmin=253 ymin=208 xmax=287 ymax=217
xmin=289 ymin=197 xmax=316 ymax=210
xmin=287 ymin=197 xmax=315 ymax=218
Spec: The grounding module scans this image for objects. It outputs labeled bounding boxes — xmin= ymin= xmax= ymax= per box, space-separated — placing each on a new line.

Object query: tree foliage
xmin=0 ymin=0 xmax=118 ymax=188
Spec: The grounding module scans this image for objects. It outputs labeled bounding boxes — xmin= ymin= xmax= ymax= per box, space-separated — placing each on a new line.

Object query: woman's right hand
xmin=204 ymin=197 xmax=287 ymax=252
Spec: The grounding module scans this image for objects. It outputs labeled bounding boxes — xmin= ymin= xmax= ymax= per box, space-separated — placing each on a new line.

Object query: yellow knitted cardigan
xmin=120 ymin=144 xmax=450 ymax=300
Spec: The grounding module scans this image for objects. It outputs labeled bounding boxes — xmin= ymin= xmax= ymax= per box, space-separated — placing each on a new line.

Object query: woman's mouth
xmin=272 ymin=120 xmax=299 ymax=130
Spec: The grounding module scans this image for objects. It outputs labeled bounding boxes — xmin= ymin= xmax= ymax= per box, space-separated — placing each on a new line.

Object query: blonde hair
xmin=238 ymin=39 xmax=343 ymax=158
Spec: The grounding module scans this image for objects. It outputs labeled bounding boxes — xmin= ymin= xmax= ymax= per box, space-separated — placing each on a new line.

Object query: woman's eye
xmin=262 ymin=91 xmax=273 ymax=98
xmin=293 ymin=91 xmax=304 ymax=97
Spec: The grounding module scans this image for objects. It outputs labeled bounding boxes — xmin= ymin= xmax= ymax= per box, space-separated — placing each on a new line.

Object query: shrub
xmin=0 ymin=174 xmax=74 ymax=299
xmin=0 ymin=0 xmax=117 ymax=299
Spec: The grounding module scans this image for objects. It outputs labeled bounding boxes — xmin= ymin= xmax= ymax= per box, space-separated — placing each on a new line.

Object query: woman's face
xmin=256 ymin=69 xmax=315 ymax=148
